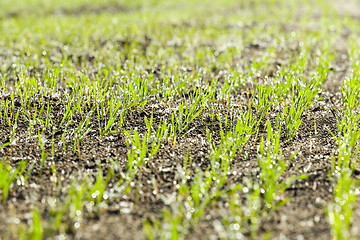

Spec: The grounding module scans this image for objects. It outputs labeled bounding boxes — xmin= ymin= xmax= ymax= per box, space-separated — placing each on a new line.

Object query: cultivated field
xmin=1 ymin=0 xmax=360 ymax=239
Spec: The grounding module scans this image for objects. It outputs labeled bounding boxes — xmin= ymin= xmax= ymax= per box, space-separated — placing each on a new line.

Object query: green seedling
xmin=65 ymin=179 xmax=88 ymax=230
xmin=113 ymin=126 xmax=166 ymax=194
xmin=0 ymin=0 xmax=356 ymax=239
xmin=332 ymin=78 xmax=360 ymax=137
xmin=259 ymin=121 xmax=306 ymax=210
xmin=9 ymin=110 xmax=20 ymax=145
xmin=103 ymin=98 xmax=123 ymax=136
xmin=144 ymin=206 xmax=185 ymax=240
xmin=222 ymin=179 xmax=276 ymax=239
xmin=73 ymin=109 xmax=93 ymax=156
xmin=219 ymin=120 xmax=306 ymax=239
xmin=61 ymin=133 xmax=68 ymax=157
xmin=173 ymin=100 xmax=202 ymax=137
xmin=171 ymin=85 xmax=216 ymax=138
xmin=12 ymin=207 xmax=44 ymax=240
xmin=26 ymin=107 xmax=38 ymax=140
xmin=29 ymin=208 xmax=43 ymax=240
xmin=146 ymin=162 xmax=236 ymax=239
xmin=208 ymin=101 xmax=260 ymax=164
xmin=0 ymin=160 xmax=27 ymax=202
xmin=119 ymin=75 xmax=157 ymax=113
xmin=326 ymin=130 xmax=360 ymax=240
xmin=86 ymin=171 xmax=110 ymax=217
xmin=326 ymin=156 xmax=359 ymax=240
xmin=326 ymin=52 xmax=360 ymax=240
xmin=284 ymin=77 xmax=322 ymax=141
xmin=40 ymin=103 xmax=54 ymax=133
xmin=252 ymin=81 xmax=275 ymax=120
xmin=42 ymin=170 xmax=109 ymax=237
xmin=37 ymin=131 xmax=48 ymax=168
